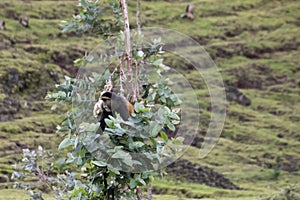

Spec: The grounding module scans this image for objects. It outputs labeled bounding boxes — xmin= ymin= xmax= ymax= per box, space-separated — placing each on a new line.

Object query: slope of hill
xmin=0 ymin=0 xmax=299 ymax=199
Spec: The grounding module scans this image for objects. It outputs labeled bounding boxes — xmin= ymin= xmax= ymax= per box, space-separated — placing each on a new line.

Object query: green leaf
xmin=129 ymin=141 xmax=144 ymax=150
xmin=132 ymin=160 xmax=143 ymax=166
xmin=105 ymin=118 xmax=114 ymax=128
xmin=138 ymin=178 xmax=146 ymax=186
xmin=142 ymin=171 xmax=158 ymax=179
xmin=160 ymin=96 xmax=166 ymax=103
xmin=168 ymin=112 xmax=180 ymax=120
xmin=80 ymin=0 xmax=89 ymax=10
xmin=112 ymin=150 xmax=130 ymax=159
xmin=55 ymin=157 xmax=66 ymax=165
xmin=149 ymin=121 xmax=163 ymax=137
xmin=150 ymin=138 xmax=157 ymax=147
xmin=74 ymin=137 xmax=79 ymax=148
xmin=112 ymin=150 xmax=133 ymax=166
xmin=107 ymin=164 xmax=120 ymax=175
xmin=160 ymin=131 xmax=168 ymax=143
xmin=153 ymin=59 xmax=163 ymax=67
xmin=74 ymin=57 xmax=86 ymax=67
xmin=66 ymin=153 xmax=76 ymax=163
xmin=134 ymin=141 xmax=144 ymax=148
xmin=122 ymin=157 xmax=133 ymax=167
xmin=157 ymin=107 xmax=166 ymax=116
xmin=166 ymin=120 xmax=176 ymax=132
xmin=58 ymin=138 xmax=72 ymax=150
xmin=170 ymin=94 xmax=181 ymax=103
xmin=134 ymin=103 xmax=148 ymax=113
xmin=160 ymin=63 xmax=170 ymax=71
xmin=172 ymin=137 xmax=184 ymax=145
xmin=129 ymin=179 xmax=137 ymax=189
xmin=135 ymin=175 xmax=146 ymax=186
xmin=146 ymin=91 xmax=156 ymax=103
xmin=86 ymin=55 xmax=94 ymax=62
xmin=172 ymin=119 xmax=180 ymax=125
xmin=148 ymin=72 xmax=160 ymax=82
xmin=92 ymin=160 xmax=107 ymax=167
xmin=149 ymin=176 xmax=154 ymax=182
xmin=78 ymin=122 xmax=97 ymax=133
xmin=130 ymin=117 xmax=142 ymax=123
xmin=58 ymin=91 xmax=67 ymax=98
xmin=61 ymin=22 xmax=74 ymax=33
xmin=77 ymin=156 xmax=83 ymax=166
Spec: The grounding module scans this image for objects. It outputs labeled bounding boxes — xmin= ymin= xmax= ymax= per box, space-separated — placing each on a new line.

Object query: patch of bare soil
xmin=50 ymin=48 xmax=84 ymax=76
xmin=282 ymin=154 xmax=300 ymax=172
xmin=167 ymin=159 xmax=240 ymax=190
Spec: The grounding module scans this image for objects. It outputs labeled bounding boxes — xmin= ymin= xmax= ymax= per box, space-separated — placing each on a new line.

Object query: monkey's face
xmin=102 ymin=99 xmax=112 ymax=112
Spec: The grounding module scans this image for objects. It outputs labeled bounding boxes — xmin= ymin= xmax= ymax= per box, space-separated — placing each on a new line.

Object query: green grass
xmin=152 ymin=178 xmax=264 ymax=199
xmin=0 ymin=189 xmax=54 ymax=200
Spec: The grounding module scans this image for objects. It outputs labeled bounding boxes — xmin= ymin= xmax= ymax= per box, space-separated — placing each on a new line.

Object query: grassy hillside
xmin=0 ymin=0 xmax=299 ymax=199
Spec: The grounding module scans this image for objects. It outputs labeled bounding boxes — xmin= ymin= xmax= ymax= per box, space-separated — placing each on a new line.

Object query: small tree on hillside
xmin=13 ymin=1 xmax=183 ymax=199
xmin=50 ymin=0 xmax=183 ymax=199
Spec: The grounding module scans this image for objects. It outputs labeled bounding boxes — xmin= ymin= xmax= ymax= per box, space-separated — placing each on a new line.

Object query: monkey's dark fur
xmin=97 ymin=91 xmax=134 ymax=134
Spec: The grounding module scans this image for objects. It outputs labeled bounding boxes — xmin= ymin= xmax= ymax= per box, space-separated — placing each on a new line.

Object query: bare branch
xmin=136 ymin=0 xmax=142 ymax=35
xmin=120 ymin=0 xmax=132 ymax=61
xmin=147 ymin=183 xmax=152 ymax=200
xmin=120 ymin=0 xmax=136 ymax=101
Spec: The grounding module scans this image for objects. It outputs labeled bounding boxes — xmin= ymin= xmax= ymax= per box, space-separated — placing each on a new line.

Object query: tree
xmin=13 ymin=1 xmax=183 ymax=199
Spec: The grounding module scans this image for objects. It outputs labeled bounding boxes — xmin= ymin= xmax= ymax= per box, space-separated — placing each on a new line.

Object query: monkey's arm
xmin=97 ymin=111 xmax=112 ymax=133
xmin=93 ymin=99 xmax=103 ymax=118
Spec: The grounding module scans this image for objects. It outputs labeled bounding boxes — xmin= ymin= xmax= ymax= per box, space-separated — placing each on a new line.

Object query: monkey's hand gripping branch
xmin=93 ymin=98 xmax=103 ymax=118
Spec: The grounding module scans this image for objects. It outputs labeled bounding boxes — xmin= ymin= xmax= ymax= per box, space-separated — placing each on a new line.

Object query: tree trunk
xmin=136 ymin=186 xmax=144 ymax=200
xmin=147 ymin=183 xmax=152 ymax=200
xmin=120 ymin=0 xmax=136 ymax=101
xmin=136 ymin=0 xmax=141 ymax=35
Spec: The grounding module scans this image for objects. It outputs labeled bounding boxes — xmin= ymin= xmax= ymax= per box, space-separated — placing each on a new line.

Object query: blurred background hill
xmin=0 ymin=0 xmax=299 ymax=199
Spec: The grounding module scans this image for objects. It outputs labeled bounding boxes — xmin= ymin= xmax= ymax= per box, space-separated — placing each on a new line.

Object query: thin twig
xmin=119 ymin=57 xmax=125 ymax=95
xmin=133 ymin=60 xmax=141 ymax=101
xmin=36 ymin=165 xmax=52 ymax=190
